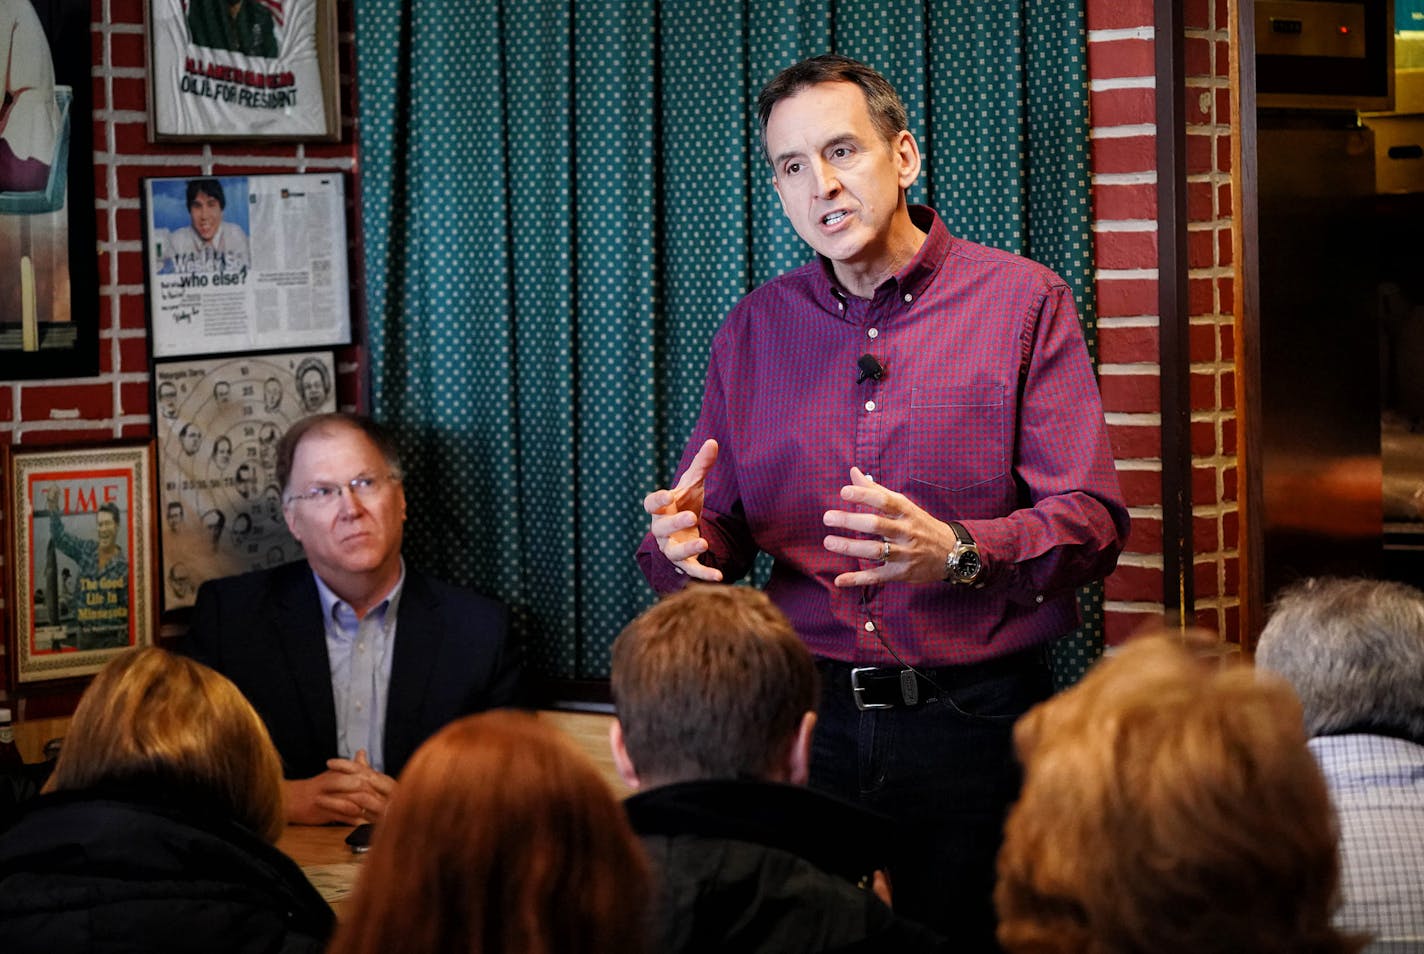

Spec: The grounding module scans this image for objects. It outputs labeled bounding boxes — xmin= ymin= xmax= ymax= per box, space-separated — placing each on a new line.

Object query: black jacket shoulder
xmin=627 ymin=780 xmax=950 ymax=954
xmin=0 ymin=788 xmax=333 ymax=954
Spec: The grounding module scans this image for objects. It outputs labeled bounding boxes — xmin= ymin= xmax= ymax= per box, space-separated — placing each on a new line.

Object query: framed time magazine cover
xmin=145 ymin=0 xmax=340 ymax=141
xmin=143 ymin=172 xmax=351 ymax=358
xmin=4 ymin=441 xmax=156 ymax=684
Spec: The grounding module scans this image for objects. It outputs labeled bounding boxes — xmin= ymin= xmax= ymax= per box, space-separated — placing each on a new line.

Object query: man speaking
xmin=637 ymin=54 xmax=1128 ymax=949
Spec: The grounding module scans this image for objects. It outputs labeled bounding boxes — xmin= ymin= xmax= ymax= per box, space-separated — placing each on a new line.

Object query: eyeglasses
xmin=285 ymin=473 xmax=400 ymax=507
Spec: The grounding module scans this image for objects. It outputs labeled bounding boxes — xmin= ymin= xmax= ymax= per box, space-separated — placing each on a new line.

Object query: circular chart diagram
xmin=155 ymin=350 xmax=335 ymax=609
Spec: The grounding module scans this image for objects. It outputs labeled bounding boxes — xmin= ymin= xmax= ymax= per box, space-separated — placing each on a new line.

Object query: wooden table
xmin=277 ymin=824 xmax=365 ymax=916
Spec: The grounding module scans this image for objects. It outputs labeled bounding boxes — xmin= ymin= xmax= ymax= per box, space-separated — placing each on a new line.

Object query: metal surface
xmin=1257 ymin=1 xmax=1368 ymax=59
xmin=1255 ymin=125 xmax=1384 ymax=597
xmin=1257 ymin=0 xmax=1393 ymax=110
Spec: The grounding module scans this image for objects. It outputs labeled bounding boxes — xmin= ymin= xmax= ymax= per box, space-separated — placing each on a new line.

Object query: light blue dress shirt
xmin=1311 ymin=733 xmax=1424 ymax=951
xmin=314 ymin=564 xmax=404 ymax=774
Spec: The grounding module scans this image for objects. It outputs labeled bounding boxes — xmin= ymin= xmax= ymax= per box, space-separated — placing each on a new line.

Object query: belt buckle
xmin=850 ymin=666 xmax=893 ymax=711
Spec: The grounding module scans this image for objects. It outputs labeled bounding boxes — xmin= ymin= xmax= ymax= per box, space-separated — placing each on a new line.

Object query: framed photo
xmin=0 ymin=0 xmax=101 ymax=381
xmin=4 ymin=442 xmax=156 ymax=684
xmin=143 ymin=173 xmax=351 ymax=358
xmin=145 ymin=0 xmax=339 ymax=141
xmin=154 ymin=350 xmax=336 ymax=612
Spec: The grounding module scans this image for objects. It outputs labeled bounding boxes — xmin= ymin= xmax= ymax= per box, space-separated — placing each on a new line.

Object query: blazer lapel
xmin=384 ymin=569 xmax=443 ymax=775
xmin=272 ymin=565 xmax=338 ymax=763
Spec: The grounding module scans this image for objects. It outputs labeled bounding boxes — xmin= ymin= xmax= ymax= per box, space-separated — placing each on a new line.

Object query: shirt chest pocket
xmin=909 ymin=385 xmax=1012 ymax=493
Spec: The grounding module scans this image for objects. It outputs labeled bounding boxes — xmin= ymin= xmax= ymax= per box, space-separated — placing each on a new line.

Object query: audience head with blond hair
xmin=329 ymin=710 xmax=649 ymax=954
xmin=46 ymin=645 xmax=284 ymax=842
xmin=995 ymin=636 xmax=1361 ymax=954
xmin=1 ymin=648 xmax=331 ymax=954
xmin=610 ymin=584 xmax=817 ymax=787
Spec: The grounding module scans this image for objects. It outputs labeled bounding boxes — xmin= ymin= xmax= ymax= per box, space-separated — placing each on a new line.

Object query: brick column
xmin=1087 ymin=0 xmax=1241 ymax=644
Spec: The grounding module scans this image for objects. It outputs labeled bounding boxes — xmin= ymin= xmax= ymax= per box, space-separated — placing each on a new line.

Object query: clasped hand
xmin=286 ymin=749 xmax=396 ymax=826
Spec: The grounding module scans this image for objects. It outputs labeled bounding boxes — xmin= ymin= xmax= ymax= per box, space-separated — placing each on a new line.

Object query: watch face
xmin=955 ymin=550 xmax=982 ymax=582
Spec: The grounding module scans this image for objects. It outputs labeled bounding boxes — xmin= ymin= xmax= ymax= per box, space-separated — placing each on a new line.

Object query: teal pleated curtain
xmin=356 ymin=0 xmax=1103 ymax=684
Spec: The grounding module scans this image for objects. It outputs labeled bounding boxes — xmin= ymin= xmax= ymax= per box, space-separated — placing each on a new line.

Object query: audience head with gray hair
xmin=1256 ymin=576 xmax=1424 ymax=950
xmin=1257 ymin=576 xmax=1424 ymax=740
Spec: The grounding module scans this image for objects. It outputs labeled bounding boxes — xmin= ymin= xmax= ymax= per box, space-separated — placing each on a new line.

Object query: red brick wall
xmin=0 ymin=0 xmax=361 ymax=704
xmin=1087 ymin=0 xmax=1241 ymax=644
xmin=1183 ymin=0 xmax=1239 ymax=641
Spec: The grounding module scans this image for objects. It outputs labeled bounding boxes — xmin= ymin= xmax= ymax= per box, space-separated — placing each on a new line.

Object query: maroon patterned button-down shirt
xmin=637 ymin=206 xmax=1128 ymax=667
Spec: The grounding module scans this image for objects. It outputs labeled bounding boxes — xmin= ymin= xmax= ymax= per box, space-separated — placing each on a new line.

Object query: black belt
xmin=819 ymin=648 xmax=1049 ymax=711
xmin=849 ymin=666 xmax=938 ymax=710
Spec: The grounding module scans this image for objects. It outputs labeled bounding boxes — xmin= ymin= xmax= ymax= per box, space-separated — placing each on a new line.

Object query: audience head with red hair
xmin=329 ymin=710 xmax=650 ymax=954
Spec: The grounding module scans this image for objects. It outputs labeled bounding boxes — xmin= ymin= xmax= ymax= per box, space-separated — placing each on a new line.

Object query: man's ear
xmin=786 ymin=711 xmax=817 ymax=786
xmin=608 ymin=719 xmax=641 ymax=790
xmin=282 ymin=503 xmax=301 ymax=541
xmin=894 ymin=130 xmax=922 ymax=191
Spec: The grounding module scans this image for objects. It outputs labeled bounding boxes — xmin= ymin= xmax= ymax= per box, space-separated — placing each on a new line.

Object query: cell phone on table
xmin=345 ymin=822 xmax=373 ymax=853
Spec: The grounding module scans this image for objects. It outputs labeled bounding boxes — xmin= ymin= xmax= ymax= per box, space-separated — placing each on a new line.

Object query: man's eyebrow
xmin=772 ymin=132 xmax=861 ymax=167
xmin=771 ymin=147 xmax=805 ymax=167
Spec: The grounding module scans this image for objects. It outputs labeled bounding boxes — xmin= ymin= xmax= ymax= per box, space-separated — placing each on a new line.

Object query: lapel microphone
xmin=856 ymin=353 xmax=887 ymax=383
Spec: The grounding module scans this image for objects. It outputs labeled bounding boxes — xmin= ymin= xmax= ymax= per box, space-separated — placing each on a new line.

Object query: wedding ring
xmin=880 ymin=539 xmax=891 ymax=563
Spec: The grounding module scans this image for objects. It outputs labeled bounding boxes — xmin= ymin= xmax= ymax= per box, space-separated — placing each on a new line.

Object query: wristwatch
xmin=943 ymin=521 xmax=984 ymax=586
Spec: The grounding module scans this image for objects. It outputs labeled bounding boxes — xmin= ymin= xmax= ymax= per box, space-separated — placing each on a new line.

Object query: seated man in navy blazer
xmin=184 ymin=413 xmax=520 ymax=825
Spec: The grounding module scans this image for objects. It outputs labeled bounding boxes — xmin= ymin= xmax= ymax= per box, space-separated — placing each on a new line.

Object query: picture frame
xmin=145 ymin=0 xmax=340 ymax=141
xmin=153 ymin=350 xmax=336 ymax=613
xmin=142 ymin=172 xmax=352 ymax=358
xmin=0 ymin=0 xmax=101 ymax=381
xmin=3 ymin=441 xmax=156 ymax=685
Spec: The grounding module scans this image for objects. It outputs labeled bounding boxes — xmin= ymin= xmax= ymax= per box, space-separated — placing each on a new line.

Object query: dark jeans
xmin=809 ymin=651 xmax=1053 ymax=954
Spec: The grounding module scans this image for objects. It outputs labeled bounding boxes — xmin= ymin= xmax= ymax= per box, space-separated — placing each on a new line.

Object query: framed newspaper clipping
xmin=145 ymin=0 xmax=339 ymax=141
xmin=153 ymin=350 xmax=336 ymax=613
xmin=4 ymin=441 xmax=156 ymax=684
xmin=143 ymin=173 xmax=351 ymax=359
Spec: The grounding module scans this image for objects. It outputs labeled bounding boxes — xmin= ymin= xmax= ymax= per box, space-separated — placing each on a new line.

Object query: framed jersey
xmin=145 ymin=0 xmax=339 ymax=140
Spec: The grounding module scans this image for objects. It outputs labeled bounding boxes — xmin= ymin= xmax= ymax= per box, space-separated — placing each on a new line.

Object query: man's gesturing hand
xmin=643 ymin=438 xmax=723 ymax=582
xmin=823 ymin=467 xmax=959 ymax=587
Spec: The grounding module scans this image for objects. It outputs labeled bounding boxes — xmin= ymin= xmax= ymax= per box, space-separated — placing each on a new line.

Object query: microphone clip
xmin=856 ymin=353 xmax=886 ymax=384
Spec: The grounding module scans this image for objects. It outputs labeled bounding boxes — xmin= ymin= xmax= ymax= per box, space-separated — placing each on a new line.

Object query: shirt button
xmin=868 ymin=327 xmax=879 ymax=339
xmin=903 ymin=293 xmax=913 ymax=303
xmin=864 ymin=621 xmax=876 ymax=632
xmin=864 ymin=401 xmax=876 ymax=412
xmin=355 ymin=701 xmax=363 ymax=710
xmin=1035 ymin=594 xmax=1044 ymax=604
xmin=838 ymin=301 xmax=844 ymax=311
